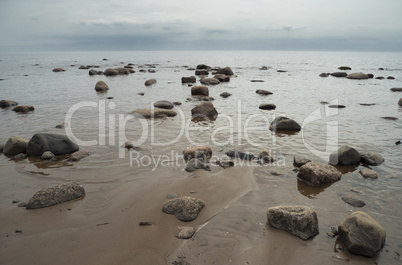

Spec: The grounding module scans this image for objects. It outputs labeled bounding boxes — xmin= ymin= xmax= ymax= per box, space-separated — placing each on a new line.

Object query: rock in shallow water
xmin=297 ymin=162 xmax=341 ymax=187
xmin=3 ymin=135 xmax=28 ymax=156
xmin=27 ymin=133 xmax=79 ymax=156
xmin=162 ymin=196 xmax=205 ymax=221
xmin=329 ymin=146 xmax=360 ymax=166
xmin=341 ymin=196 xmax=366 ymax=207
xmin=359 ymin=151 xmax=384 ymax=166
xmin=267 ymin=205 xmax=319 ymax=240
xmin=0 ymin=100 xmax=18 ymax=108
xmin=269 ymin=116 xmax=301 ymax=132
xmin=185 ymin=158 xmax=211 ymax=172
xmin=26 ymin=182 xmax=85 ymax=209
xmin=359 ymin=168 xmax=378 ymax=179
xmin=338 ymin=211 xmax=386 ymax=258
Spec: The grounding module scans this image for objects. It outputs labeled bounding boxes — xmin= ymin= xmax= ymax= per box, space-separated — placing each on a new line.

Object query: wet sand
xmin=1 ymin=157 xmax=401 ymax=265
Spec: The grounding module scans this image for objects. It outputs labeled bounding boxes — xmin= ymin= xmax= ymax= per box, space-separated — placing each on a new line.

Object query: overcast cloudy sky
xmin=1 ymin=0 xmax=401 ymax=52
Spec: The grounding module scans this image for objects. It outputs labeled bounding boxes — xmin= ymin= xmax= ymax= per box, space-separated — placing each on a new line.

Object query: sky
xmin=1 ymin=0 xmax=402 ymax=52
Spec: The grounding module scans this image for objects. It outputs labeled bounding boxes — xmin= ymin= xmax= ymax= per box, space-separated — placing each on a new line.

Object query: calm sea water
xmin=1 ymin=51 xmax=402 ymax=263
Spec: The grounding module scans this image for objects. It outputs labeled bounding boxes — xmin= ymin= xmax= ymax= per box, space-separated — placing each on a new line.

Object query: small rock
xmin=375 ymin=76 xmax=385 ymax=80
xmin=55 ymin=122 xmax=66 ymax=129
xmin=327 ymin=232 xmax=336 ymax=238
xmin=0 ymin=100 xmax=18 ymax=108
xmin=277 ymin=70 xmax=287 ymax=73
xmin=260 ymin=66 xmax=268 ymax=70
xmin=12 ymin=105 xmax=35 ymax=113
xmin=200 ymin=78 xmax=220 ymax=85
xmin=216 ymin=66 xmax=234 ymax=76
xmin=3 ymin=135 xmax=28 ymax=155
xmin=14 ymin=153 xmax=27 ymax=160
xmin=137 ymin=93 xmax=145 ymax=96
xmin=359 ymin=168 xmax=378 ymax=179
xmin=259 ymin=149 xmax=275 ymax=163
xmin=359 ymin=103 xmax=375 ymax=106
xmin=220 ymin=92 xmax=231 ymax=98
xmin=216 ymin=160 xmax=234 ymax=168
xmin=328 ymin=104 xmax=346 ymax=108
xmin=18 ymin=202 xmax=27 ymax=207
xmin=329 ymin=146 xmax=360 ymax=166
xmin=52 ymin=68 xmax=66 ymax=72
xmin=396 ymin=140 xmax=401 ymax=145
xmin=139 ymin=222 xmax=152 ymax=226
xmin=250 ymin=80 xmax=264 ymax=82
xmin=347 ymin=73 xmax=369 ymax=80
xmin=259 ymin=104 xmax=276 ymax=110
xmin=399 ymin=98 xmax=402 ymax=106
xmin=390 ymin=87 xmax=402 ymax=92
xmin=41 ymin=151 xmax=55 ymax=160
xmin=172 ymin=102 xmax=182 ymax=106
xmin=154 ymin=100 xmax=174 ymax=109
xmin=144 ymin=79 xmax=157 ymax=86
xmin=256 ymin=89 xmax=273 ymax=95
xmin=342 ymin=196 xmax=366 ymax=207
xmin=195 ymin=69 xmax=209 ymax=75
xmin=319 ymin=73 xmax=330 ymax=77
xmin=293 ymin=156 xmax=311 ymax=167
xmin=12 ymin=199 xmax=20 ymax=204
xmin=181 ymin=76 xmax=196 ymax=83
xmin=297 ymin=162 xmax=341 ymax=187
xmin=338 ymin=66 xmax=352 ymax=70
xmin=191 ymin=85 xmax=209 ymax=96
xmin=269 ymin=116 xmax=301 ymax=132
xmin=330 ymin=72 xmax=348 ymax=77
xmin=132 ymin=109 xmax=177 ymax=119
xmin=387 ymin=76 xmax=395 ymax=80
xmin=381 ymin=116 xmax=398 ymax=121
xmin=191 ymin=102 xmax=218 ymax=119
xmin=214 ymin=74 xmax=230 ymax=82
xmin=94 ymin=80 xmax=109 ymax=91
xmin=359 ymin=151 xmax=384 ymax=166
xmin=69 ymin=150 xmax=91 ymax=162
xmin=162 ymin=196 xmax=205 ymax=221
xmin=183 ymin=146 xmax=212 ymax=161
xmin=176 ymin=227 xmax=195 ymax=239
xmin=226 ymin=150 xmax=257 ymax=161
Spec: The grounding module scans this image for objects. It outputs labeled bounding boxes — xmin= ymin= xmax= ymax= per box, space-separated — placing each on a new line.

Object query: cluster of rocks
xmin=319 ymin=66 xmax=395 ymax=80
xmin=1 ymin=100 xmax=34 ymax=114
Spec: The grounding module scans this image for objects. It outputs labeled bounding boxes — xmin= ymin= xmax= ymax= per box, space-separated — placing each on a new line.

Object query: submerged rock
xmin=132 ymin=108 xmax=177 ymax=119
xmin=329 ymin=146 xmax=360 ymax=166
xmin=27 ymin=133 xmax=79 ymax=156
xmin=191 ymin=102 xmax=218 ymax=118
xmin=225 ymin=150 xmax=257 ymax=161
xmin=342 ymin=196 xmax=366 ymax=207
xmin=41 ymin=151 xmax=55 ymax=160
xmin=259 ymin=148 xmax=275 ymax=163
xmin=183 ymin=146 xmax=212 ymax=161
xmin=162 ymin=196 xmax=205 ymax=221
xmin=26 ymin=182 xmax=85 ymax=209
xmin=69 ymin=150 xmax=91 ymax=162
xmin=297 ymin=162 xmax=341 ymax=187
xmin=12 ymin=105 xmax=34 ymax=113
xmin=0 ymin=100 xmax=18 ymax=108
xmin=3 ymin=135 xmax=28 ymax=155
xmin=359 ymin=168 xmax=378 ymax=179
xmin=359 ymin=151 xmax=384 ymax=166
xmin=185 ymin=158 xmax=211 ymax=172
xmin=269 ymin=116 xmax=301 ymax=132
xmin=338 ymin=211 xmax=386 ymax=258
xmin=267 ymin=205 xmax=319 ymax=240
xmin=200 ymin=78 xmax=220 ymax=85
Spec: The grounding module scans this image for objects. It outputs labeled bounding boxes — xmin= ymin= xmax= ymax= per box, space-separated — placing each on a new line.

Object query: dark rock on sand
xmin=69 ymin=150 xmax=91 ymax=162
xmin=256 ymin=89 xmax=273 ymax=95
xmin=176 ymin=226 xmax=195 ymax=239
xmin=162 ymin=196 xmax=205 ymax=221
xmin=225 ymin=150 xmax=257 ymax=161
xmin=185 ymin=158 xmax=211 ymax=172
xmin=359 ymin=168 xmax=378 ymax=179
xmin=132 ymin=109 xmax=177 ymax=119
xmin=267 ymin=205 xmax=319 ymax=240
xmin=153 ymin=100 xmax=174 ymax=109
xmin=0 ymin=100 xmax=18 ymax=108
xmin=297 ymin=162 xmax=341 ymax=187
xmin=214 ymin=74 xmax=230 ymax=82
xmin=390 ymin=87 xmax=402 ymax=92
xmin=216 ymin=66 xmax=234 ymax=76
xmin=342 ymin=196 xmax=366 ymax=207
xmin=293 ymin=156 xmax=311 ymax=167
xmin=52 ymin=68 xmax=66 ymax=72
xmin=269 ymin=116 xmax=301 ymax=132
xmin=329 ymin=146 xmax=360 ymax=166
xmin=27 ymin=133 xmax=79 ymax=156
xmin=181 ymin=76 xmax=196 ymax=83
xmin=195 ymin=69 xmax=209 ymax=75
xmin=94 ymin=80 xmax=109 ymax=91
xmin=191 ymin=85 xmax=209 ymax=96
xmin=144 ymin=79 xmax=157 ymax=86
xmin=191 ymin=102 xmax=218 ymax=118
xmin=183 ymin=146 xmax=212 ymax=161
xmin=12 ymin=105 xmax=34 ymax=113
xmin=3 ymin=135 xmax=28 ymax=155
xmin=338 ymin=211 xmax=386 ymax=258
xmin=220 ymin=92 xmax=231 ymax=98
xmin=259 ymin=104 xmax=276 ymax=110
xmin=200 ymin=78 xmax=220 ymax=85
xmin=347 ymin=73 xmax=369 ymax=80
xmin=26 ymin=182 xmax=85 ymax=209
xmin=330 ymin=72 xmax=348 ymax=77
xmin=41 ymin=151 xmax=55 ymax=160
xmin=338 ymin=66 xmax=352 ymax=70
xmin=359 ymin=151 xmax=384 ymax=166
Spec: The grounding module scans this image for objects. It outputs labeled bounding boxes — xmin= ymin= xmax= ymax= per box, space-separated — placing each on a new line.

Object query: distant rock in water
xmin=181 ymin=76 xmax=196 ymax=83
xmin=338 ymin=66 xmax=352 ymax=70
xmin=220 ymin=92 xmax=231 ymax=98
xmin=399 ymin=98 xmax=402 ymax=106
xmin=387 ymin=76 xmax=395 ymax=79
xmin=176 ymin=226 xmax=195 ymax=239
xmin=153 ymin=100 xmax=174 ymax=109
xmin=191 ymin=102 xmax=218 ymax=119
xmin=26 ymin=182 xmax=85 ymax=209
xmin=12 ymin=105 xmax=34 ymax=113
xmin=359 ymin=151 xmax=384 ymax=166
xmin=144 ymin=79 xmax=157 ymax=86
xmin=195 ymin=69 xmax=209 ymax=75
xmin=330 ymin=72 xmax=347 ymax=77
xmin=338 ymin=211 xmax=386 ymax=258
xmin=200 ymin=78 xmax=220 ymax=85
xmin=359 ymin=168 xmax=378 ymax=179
xmin=94 ymin=80 xmax=109 ymax=91
xmin=319 ymin=73 xmax=330 ymax=77
xmin=256 ymin=89 xmax=273 ymax=95
xmin=216 ymin=66 xmax=234 ymax=76
xmin=390 ymin=87 xmax=402 ymax=92
xmin=69 ymin=150 xmax=91 ymax=162
xmin=381 ymin=116 xmax=398 ymax=121
xmin=214 ymin=74 xmax=230 ymax=82
xmin=0 ymin=100 xmax=18 ymax=108
xmin=89 ymin=69 xmax=103 ymax=76
xmin=267 ymin=205 xmax=319 ymax=240
xmin=347 ymin=72 xmax=369 ymax=80
xmin=132 ymin=108 xmax=177 ymax=119
xmin=196 ymin=64 xmax=211 ymax=70
xmin=259 ymin=103 xmax=276 ymax=110
xmin=269 ymin=116 xmax=301 ymax=132
xmin=359 ymin=103 xmax=375 ymax=106
xmin=27 ymin=133 xmax=79 ymax=156
xmin=328 ymin=104 xmax=346 ymax=108
xmin=375 ymin=76 xmax=385 ymax=80
xmin=293 ymin=156 xmax=311 ymax=167
xmin=225 ymin=150 xmax=257 ymax=161
xmin=52 ymin=68 xmax=66 ymax=72
xmin=191 ymin=85 xmax=209 ymax=96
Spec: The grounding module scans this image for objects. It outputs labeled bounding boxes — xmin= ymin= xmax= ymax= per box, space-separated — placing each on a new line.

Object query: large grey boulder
xmin=27 ymin=133 xmax=79 ymax=156
xmin=347 ymin=72 xmax=369 ymax=80
xmin=3 ymin=135 xmax=28 ymax=155
xmin=162 ymin=196 xmax=205 ymax=221
xmin=267 ymin=205 xmax=319 ymax=240
xmin=338 ymin=211 xmax=386 ymax=257
xmin=269 ymin=116 xmax=301 ymax=132
xmin=94 ymin=80 xmax=109 ymax=91
xmin=329 ymin=146 xmax=360 ymax=166
xmin=191 ymin=102 xmax=218 ymax=118
xmin=26 ymin=182 xmax=85 ymax=209
xmin=297 ymin=162 xmax=341 ymax=187
xmin=359 ymin=151 xmax=384 ymax=166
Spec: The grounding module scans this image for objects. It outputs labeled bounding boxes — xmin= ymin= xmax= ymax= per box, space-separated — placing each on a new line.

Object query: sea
xmin=0 ymin=51 xmax=401 ymax=264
